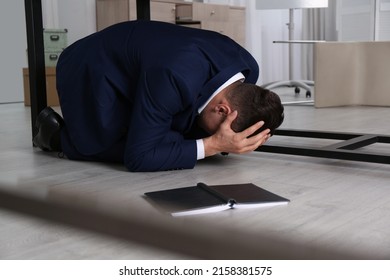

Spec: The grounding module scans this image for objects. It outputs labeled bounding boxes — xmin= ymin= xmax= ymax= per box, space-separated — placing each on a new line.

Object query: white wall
xmin=0 ymin=0 xmax=27 ymax=103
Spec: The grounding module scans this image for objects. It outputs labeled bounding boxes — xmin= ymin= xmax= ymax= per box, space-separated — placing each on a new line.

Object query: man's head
xmin=198 ymin=82 xmax=284 ymax=136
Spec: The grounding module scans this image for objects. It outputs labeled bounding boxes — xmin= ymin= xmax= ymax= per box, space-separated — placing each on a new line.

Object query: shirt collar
xmin=198 ymin=72 xmax=245 ymax=114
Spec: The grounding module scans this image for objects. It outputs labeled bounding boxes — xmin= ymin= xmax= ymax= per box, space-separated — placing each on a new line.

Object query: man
xmin=33 ymin=20 xmax=284 ymax=172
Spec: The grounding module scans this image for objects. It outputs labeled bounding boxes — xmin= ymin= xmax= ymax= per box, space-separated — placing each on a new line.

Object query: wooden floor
xmin=1 ymin=90 xmax=390 ymax=259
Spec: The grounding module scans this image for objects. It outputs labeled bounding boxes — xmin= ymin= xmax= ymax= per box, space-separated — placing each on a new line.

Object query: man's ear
xmin=215 ymin=103 xmax=232 ymax=116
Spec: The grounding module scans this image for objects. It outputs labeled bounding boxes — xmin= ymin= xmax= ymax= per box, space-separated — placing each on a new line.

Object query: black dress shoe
xmin=33 ymin=107 xmax=64 ymax=152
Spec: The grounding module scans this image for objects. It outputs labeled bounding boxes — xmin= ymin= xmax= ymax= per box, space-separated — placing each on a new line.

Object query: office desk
xmin=17 ymin=1 xmax=390 ymax=260
xmin=24 ymin=1 xmax=390 ymax=166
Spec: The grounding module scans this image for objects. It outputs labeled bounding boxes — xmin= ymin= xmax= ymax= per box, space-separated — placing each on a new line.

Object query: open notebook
xmin=144 ymin=182 xmax=290 ymax=217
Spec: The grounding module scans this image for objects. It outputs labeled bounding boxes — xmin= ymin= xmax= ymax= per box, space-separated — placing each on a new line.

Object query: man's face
xmin=197 ymin=106 xmax=226 ymax=135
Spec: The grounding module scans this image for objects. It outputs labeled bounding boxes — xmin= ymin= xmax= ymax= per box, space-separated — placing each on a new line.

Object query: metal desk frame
xmin=24 ymin=0 xmax=390 ymax=165
xmin=256 ymin=129 xmax=390 ymax=165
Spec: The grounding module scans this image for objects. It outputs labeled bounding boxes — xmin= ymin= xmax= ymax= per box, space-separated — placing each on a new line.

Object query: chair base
xmin=262 ymin=80 xmax=314 ymax=103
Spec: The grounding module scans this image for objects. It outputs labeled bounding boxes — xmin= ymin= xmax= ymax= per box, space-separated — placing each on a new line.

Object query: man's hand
xmin=203 ymin=110 xmax=271 ymax=157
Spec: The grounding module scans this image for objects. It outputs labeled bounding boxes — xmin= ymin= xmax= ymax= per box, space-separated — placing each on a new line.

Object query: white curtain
xmin=245 ymin=0 xmax=292 ymax=84
xmin=42 ymin=0 xmax=59 ymax=28
xmin=301 ymin=1 xmax=337 ymax=80
xmin=377 ymin=0 xmax=390 ymax=40
xmin=42 ymin=0 xmax=96 ymax=45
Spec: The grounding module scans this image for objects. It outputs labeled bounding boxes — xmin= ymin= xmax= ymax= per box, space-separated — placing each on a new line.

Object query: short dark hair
xmin=226 ymin=83 xmax=284 ymax=135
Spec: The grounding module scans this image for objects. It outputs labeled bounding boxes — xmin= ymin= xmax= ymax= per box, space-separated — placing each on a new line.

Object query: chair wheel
xmin=294 ymin=87 xmax=300 ymax=94
xmin=306 ymin=91 xmax=311 ymax=98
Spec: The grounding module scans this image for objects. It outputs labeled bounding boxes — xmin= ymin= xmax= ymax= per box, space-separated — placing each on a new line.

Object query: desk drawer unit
xmin=176 ymin=2 xmax=228 ymax=22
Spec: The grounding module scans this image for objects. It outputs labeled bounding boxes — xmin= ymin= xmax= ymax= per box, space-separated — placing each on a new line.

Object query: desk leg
xmin=24 ymin=0 xmax=47 ymax=142
xmin=136 ymin=0 xmax=150 ymax=20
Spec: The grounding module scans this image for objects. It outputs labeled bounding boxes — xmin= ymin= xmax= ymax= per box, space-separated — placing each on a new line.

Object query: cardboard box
xmin=23 ymin=67 xmax=59 ymax=106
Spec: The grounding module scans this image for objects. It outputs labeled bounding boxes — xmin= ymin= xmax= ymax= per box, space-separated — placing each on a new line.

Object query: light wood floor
xmin=1 ymin=90 xmax=390 ymax=259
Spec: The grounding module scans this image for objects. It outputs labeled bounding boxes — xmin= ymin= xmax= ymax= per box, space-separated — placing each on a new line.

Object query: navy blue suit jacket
xmin=56 ymin=20 xmax=259 ymax=171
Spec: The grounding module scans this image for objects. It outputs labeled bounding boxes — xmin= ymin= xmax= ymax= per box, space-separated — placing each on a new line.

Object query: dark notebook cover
xmin=144 ymin=182 xmax=289 ymax=216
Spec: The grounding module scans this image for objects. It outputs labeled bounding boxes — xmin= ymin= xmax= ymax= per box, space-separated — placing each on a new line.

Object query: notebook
xmin=144 ymin=182 xmax=290 ymax=217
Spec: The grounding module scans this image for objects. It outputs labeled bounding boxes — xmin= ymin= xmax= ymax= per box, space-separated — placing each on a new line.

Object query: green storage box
xmin=43 ymin=28 xmax=68 ymax=51
xmin=44 ymin=50 xmax=62 ymax=67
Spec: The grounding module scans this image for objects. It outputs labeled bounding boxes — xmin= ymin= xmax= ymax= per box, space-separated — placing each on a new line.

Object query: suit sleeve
xmin=124 ymin=68 xmax=201 ymax=172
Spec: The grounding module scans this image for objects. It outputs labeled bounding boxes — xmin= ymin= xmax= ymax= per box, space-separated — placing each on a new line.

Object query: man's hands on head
xmin=203 ymin=110 xmax=271 ymax=157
